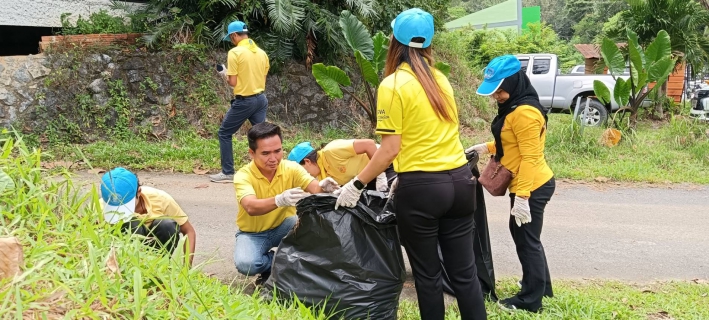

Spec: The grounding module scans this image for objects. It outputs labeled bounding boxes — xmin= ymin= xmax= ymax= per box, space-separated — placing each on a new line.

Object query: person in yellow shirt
xmin=286 ymin=139 xmax=392 ymax=191
xmin=335 ymin=9 xmax=487 ymax=320
xmin=210 ymin=20 xmax=271 ymax=183
xmin=232 ymin=122 xmax=328 ymax=285
xmin=467 ymin=54 xmax=555 ymax=313
xmin=100 ymin=167 xmax=197 ymax=265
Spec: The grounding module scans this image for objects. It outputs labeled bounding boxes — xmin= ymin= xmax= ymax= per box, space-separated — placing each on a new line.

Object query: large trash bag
xmin=438 ymin=151 xmax=498 ymax=300
xmin=263 ymin=191 xmax=405 ymax=320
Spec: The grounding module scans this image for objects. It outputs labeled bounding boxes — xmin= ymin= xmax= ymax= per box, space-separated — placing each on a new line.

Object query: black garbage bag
xmin=439 ymin=151 xmax=497 ymax=300
xmin=427 ymin=151 xmax=497 ymax=301
xmin=263 ymin=191 xmax=405 ymax=320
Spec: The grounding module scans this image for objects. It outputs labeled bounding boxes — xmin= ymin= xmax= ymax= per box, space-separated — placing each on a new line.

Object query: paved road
xmin=76 ymin=172 xmax=709 ymax=293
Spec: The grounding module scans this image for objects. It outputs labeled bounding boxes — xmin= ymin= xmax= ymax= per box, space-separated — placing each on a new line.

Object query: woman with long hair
xmin=467 ymin=55 xmax=555 ymax=313
xmin=335 ymin=8 xmax=487 ymax=320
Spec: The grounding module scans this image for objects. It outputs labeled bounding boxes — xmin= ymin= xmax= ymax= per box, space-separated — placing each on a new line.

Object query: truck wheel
xmin=573 ymin=98 xmax=608 ymax=126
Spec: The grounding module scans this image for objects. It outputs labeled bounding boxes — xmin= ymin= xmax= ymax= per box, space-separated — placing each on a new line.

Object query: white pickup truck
xmin=516 ymin=54 xmax=627 ymax=126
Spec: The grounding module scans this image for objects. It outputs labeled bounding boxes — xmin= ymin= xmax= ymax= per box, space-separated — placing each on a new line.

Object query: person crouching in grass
xmin=100 ymin=167 xmax=197 ymax=266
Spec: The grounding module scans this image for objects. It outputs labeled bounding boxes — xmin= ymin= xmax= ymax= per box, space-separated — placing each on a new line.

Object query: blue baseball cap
xmin=476 ymin=55 xmax=522 ymax=96
xmin=391 ymin=8 xmax=434 ymax=49
xmin=223 ymin=21 xmax=248 ymax=41
xmin=288 ymin=142 xmax=315 ymax=163
xmin=100 ymin=167 xmax=138 ymax=224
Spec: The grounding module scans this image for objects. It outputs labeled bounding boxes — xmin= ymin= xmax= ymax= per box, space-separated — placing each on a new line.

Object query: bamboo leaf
xmin=312 ymin=63 xmax=351 ymax=99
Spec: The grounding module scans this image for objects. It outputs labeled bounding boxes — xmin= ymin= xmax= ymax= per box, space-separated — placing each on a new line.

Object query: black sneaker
xmin=498 ymin=297 xmax=542 ymax=313
xmin=254 ymin=270 xmax=271 ymax=287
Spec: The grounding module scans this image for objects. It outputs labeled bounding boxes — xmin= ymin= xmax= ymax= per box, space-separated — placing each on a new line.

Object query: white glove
xmin=511 ymin=196 xmax=532 ymax=227
xmin=465 ymin=143 xmax=489 ymax=155
xmin=318 ymin=177 xmax=340 ymax=193
xmin=275 ymin=188 xmax=310 ymax=207
xmin=217 ymin=64 xmax=227 ymax=76
xmin=375 ymin=173 xmax=388 ymax=192
xmin=334 ymin=179 xmax=365 ymax=209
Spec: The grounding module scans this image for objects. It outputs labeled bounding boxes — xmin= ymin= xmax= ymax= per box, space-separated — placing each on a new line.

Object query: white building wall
xmin=0 ymin=0 xmax=141 ymax=28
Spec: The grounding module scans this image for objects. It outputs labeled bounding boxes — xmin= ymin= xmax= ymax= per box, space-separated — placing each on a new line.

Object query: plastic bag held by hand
xmin=335 ymin=180 xmax=363 ymax=209
xmin=318 ymin=177 xmax=340 ymax=193
xmin=465 ymin=143 xmax=489 ymax=155
xmin=275 ymin=188 xmax=310 ymax=207
xmin=511 ymin=196 xmax=532 ymax=226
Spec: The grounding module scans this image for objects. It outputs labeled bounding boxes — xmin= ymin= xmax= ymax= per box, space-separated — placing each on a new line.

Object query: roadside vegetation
xmin=3 ymin=133 xmax=708 ymax=319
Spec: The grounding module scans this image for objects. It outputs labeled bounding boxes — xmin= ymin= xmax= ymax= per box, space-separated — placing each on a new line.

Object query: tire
xmin=572 ymin=98 xmax=608 ymax=127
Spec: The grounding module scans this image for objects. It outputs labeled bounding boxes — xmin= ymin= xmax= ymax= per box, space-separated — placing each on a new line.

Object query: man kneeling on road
xmin=100 ymin=167 xmax=197 ymax=265
xmin=232 ymin=122 xmax=336 ymax=285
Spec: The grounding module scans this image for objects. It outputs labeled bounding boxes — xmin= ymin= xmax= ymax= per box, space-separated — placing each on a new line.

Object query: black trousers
xmin=395 ymin=165 xmax=487 ymax=320
xmin=508 ymin=177 xmax=555 ymax=310
xmin=121 ymin=219 xmax=180 ymax=254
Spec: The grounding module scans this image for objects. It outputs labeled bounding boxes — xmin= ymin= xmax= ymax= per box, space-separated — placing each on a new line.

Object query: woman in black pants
xmin=334 ymin=8 xmax=487 ymax=320
xmin=468 ymin=55 xmax=555 ymax=312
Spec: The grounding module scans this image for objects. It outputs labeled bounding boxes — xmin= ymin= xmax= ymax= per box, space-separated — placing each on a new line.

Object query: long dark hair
xmin=383 ymin=38 xmax=453 ymax=122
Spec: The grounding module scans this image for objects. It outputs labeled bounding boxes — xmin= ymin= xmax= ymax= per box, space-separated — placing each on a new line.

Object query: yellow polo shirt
xmin=316 ymin=139 xmax=370 ymax=186
xmin=485 ymin=105 xmax=554 ymax=198
xmin=135 ymin=186 xmax=189 ymax=227
xmin=227 ymin=38 xmax=270 ymax=96
xmin=233 ymin=160 xmax=315 ymax=233
xmin=375 ymin=62 xmax=467 ymax=173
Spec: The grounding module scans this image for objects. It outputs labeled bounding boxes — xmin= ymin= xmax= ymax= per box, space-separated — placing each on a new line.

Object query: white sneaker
xmin=209 ymin=172 xmax=233 ymax=183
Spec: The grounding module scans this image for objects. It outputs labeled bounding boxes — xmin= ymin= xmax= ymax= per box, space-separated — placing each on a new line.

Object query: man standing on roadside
xmin=210 ymin=20 xmax=271 ymax=183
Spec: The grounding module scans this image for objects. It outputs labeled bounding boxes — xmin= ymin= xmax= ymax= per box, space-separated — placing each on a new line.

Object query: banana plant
xmin=313 ymin=10 xmax=450 ymax=129
xmin=593 ymin=29 xmax=676 ymax=129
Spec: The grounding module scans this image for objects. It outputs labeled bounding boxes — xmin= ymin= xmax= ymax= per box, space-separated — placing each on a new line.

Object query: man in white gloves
xmin=233 ymin=123 xmax=324 ymax=285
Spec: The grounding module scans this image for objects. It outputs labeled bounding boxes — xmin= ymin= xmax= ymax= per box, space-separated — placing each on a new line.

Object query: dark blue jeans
xmin=218 ymin=94 xmax=268 ymax=175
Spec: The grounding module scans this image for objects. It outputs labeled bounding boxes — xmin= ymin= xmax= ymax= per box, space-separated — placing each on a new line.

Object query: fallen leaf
xmin=621 ymin=298 xmax=628 ymax=303
xmin=594 ymin=176 xmax=609 ymax=183
xmin=647 ymin=311 xmax=674 ymax=320
xmin=641 ymin=288 xmax=656 ymax=294
xmin=42 ymin=161 xmax=75 ymax=169
xmin=0 ymin=237 xmax=23 ymax=279
xmin=194 ymin=183 xmax=209 ymax=189
xmin=87 ymin=168 xmax=106 ymax=175
xmin=171 ymin=143 xmax=181 ymax=150
xmin=193 ymin=168 xmax=209 ymax=175
xmin=692 ymin=278 xmax=708 ymax=284
xmin=105 ymin=246 xmax=120 ymax=277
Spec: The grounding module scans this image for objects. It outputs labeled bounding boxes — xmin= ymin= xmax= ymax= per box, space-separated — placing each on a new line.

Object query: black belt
xmin=234 ymin=92 xmax=263 ymax=99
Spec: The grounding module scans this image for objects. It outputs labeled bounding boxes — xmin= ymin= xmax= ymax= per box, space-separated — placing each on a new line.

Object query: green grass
xmin=398 ymin=279 xmax=709 ymax=319
xmin=3 ymin=133 xmax=709 ymax=319
xmin=25 ymin=112 xmax=709 ymax=184
xmin=460 ymin=114 xmax=709 ymax=184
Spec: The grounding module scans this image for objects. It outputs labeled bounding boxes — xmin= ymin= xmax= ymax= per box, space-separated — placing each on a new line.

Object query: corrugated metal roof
xmin=574 ymin=43 xmax=628 ymax=59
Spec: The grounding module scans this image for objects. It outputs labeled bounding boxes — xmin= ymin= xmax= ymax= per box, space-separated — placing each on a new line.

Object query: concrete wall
xmin=0 ymin=0 xmax=143 ymax=28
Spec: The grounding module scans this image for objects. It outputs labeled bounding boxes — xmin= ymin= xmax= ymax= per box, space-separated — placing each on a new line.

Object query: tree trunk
xmin=654 ymin=80 xmax=668 ymax=120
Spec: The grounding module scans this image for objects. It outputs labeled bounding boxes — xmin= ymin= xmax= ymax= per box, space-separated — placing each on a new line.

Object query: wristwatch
xmin=353 ymin=177 xmax=365 ymax=190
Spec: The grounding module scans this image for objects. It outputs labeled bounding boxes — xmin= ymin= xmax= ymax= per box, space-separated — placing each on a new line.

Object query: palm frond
xmin=265 ymin=0 xmax=306 ymax=34
xmin=346 ymin=0 xmax=377 ymax=18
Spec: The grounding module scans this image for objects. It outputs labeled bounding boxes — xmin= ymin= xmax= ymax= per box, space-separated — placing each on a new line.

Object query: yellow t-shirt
xmin=227 ymin=38 xmax=270 ymax=96
xmin=485 ymin=105 xmax=554 ymax=198
xmin=135 ymin=186 xmax=189 ymax=227
xmin=233 ymin=160 xmax=315 ymax=233
xmin=316 ymin=139 xmax=370 ymax=186
xmin=375 ymin=62 xmax=467 ymax=173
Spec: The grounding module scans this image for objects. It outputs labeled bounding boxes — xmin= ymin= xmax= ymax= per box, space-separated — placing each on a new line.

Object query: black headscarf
xmin=490 ymin=70 xmax=547 ymax=161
